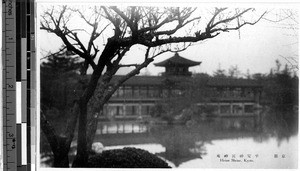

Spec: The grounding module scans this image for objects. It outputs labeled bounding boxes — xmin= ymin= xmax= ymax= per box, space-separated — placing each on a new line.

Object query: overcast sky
xmin=38 ymin=2 xmax=299 ymax=77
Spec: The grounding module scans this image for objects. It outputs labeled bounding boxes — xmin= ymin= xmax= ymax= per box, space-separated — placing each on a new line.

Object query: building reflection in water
xmin=94 ymin=108 xmax=297 ymax=168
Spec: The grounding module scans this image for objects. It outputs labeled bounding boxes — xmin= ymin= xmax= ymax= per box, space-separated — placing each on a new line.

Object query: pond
xmin=41 ymin=109 xmax=298 ymax=169
xmin=102 ymin=133 xmax=297 ymax=168
xmin=94 ymin=110 xmax=298 ymax=169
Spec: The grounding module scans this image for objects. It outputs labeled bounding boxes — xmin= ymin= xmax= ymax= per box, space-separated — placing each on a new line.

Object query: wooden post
xmin=132 ymin=123 xmax=134 ymax=133
xmin=139 ymin=123 xmax=141 ymax=132
xmin=100 ymin=124 xmax=102 ymax=134
xmin=122 ymin=122 xmax=124 ymax=133
xmin=117 ymin=123 xmax=119 ymax=134
xmin=242 ymin=103 xmax=245 ymax=115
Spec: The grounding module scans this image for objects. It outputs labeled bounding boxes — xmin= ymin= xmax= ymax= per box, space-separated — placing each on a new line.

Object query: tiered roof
xmin=154 ymin=52 xmax=201 ymax=67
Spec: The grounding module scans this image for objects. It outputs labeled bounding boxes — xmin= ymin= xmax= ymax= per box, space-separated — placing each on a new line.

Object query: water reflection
xmin=95 ymin=109 xmax=298 ymax=168
xmin=146 ymin=118 xmax=261 ymax=167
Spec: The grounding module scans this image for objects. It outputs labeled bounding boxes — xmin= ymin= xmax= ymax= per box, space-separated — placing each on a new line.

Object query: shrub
xmin=88 ymin=147 xmax=171 ymax=168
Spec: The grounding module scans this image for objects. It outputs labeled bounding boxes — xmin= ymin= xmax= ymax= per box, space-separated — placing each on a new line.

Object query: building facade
xmin=197 ymin=78 xmax=262 ymax=116
xmin=102 ymin=53 xmax=262 ymax=119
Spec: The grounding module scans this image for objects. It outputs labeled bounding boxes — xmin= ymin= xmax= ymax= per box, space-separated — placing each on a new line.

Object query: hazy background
xmin=37 ymin=2 xmax=299 ymax=77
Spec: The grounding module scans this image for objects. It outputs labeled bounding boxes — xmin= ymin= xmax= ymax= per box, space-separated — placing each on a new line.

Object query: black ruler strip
xmin=28 ymin=0 xmax=35 ymax=170
xmin=26 ymin=0 xmax=31 ymax=170
xmin=21 ymin=1 xmax=26 ymax=38
xmin=16 ymin=124 xmax=21 ymax=169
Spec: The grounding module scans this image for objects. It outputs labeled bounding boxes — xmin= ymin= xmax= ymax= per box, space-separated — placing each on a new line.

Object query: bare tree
xmin=40 ymin=5 xmax=266 ymax=167
xmin=263 ymin=9 xmax=299 ymax=71
xmin=228 ymin=65 xmax=241 ymax=78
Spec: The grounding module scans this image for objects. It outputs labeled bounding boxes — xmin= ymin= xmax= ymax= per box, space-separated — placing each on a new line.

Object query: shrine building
xmin=101 ymin=52 xmax=262 ymax=119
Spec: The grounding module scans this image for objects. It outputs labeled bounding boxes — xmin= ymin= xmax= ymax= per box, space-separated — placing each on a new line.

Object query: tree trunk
xmin=71 ymin=45 xmax=117 ymax=167
xmin=72 ymin=100 xmax=88 ymax=167
xmin=86 ymin=106 xmax=104 ymax=151
xmin=83 ymin=58 xmax=155 ymax=152
xmin=41 ymin=102 xmax=80 ymax=167
xmin=53 ymin=137 xmax=70 ymax=167
xmin=53 ymin=153 xmax=69 ymax=168
xmin=41 ymin=112 xmax=69 ymax=167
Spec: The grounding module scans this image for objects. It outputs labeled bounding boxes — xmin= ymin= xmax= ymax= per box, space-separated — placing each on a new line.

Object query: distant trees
xmin=262 ymin=61 xmax=298 ymax=111
xmin=213 ymin=64 xmax=242 ymax=78
xmin=260 ymin=9 xmax=298 ymax=111
xmin=228 ymin=65 xmax=241 ymax=78
xmin=257 ymin=60 xmax=299 ymax=139
xmin=213 ymin=64 xmax=227 ymax=78
xmin=40 ymin=47 xmax=84 ymax=166
xmin=41 ymin=47 xmax=83 ymax=110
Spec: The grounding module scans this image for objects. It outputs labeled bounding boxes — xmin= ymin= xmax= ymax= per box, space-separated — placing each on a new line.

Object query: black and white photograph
xmin=38 ymin=1 xmax=298 ymax=169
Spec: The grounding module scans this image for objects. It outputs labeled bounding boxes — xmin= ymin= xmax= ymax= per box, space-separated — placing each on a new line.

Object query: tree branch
xmin=207 ymin=8 xmax=227 ymax=30
xmin=136 ymin=33 xmax=216 ymax=47
xmin=41 ymin=7 xmax=98 ymax=71
xmin=210 ymin=8 xmax=253 ymax=29
xmin=101 ymin=58 xmax=154 ymax=104
xmin=110 ymin=6 xmax=134 ymax=31
xmin=118 ymin=64 xmax=140 ymax=67
xmin=40 ymin=46 xmax=68 ymax=60
xmin=57 ymin=6 xmax=68 ymax=27
xmin=60 ymin=32 xmax=97 ymax=70
xmin=210 ymin=11 xmax=267 ymax=33
xmin=101 ymin=7 xmax=122 ymax=36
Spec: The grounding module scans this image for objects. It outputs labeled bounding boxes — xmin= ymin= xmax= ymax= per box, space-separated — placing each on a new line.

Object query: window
xmin=148 ymin=86 xmax=159 ymax=98
xmin=124 ymin=86 xmax=132 ymax=97
xmin=206 ymin=105 xmax=219 ymax=114
xmin=107 ymin=106 xmax=117 ymax=117
xmin=116 ymin=106 xmax=124 ymax=116
xmin=162 ymin=89 xmax=169 ymax=98
xmin=233 ymin=88 xmax=242 ymax=98
xmin=117 ymin=86 xmax=124 ymax=97
xmin=217 ymin=88 xmax=224 ymax=97
xmin=220 ymin=105 xmax=231 ymax=114
xmin=141 ymin=105 xmax=155 ymax=115
xmin=172 ymin=89 xmax=183 ymax=96
xmin=232 ymin=105 xmax=242 ymax=114
xmin=244 ymin=88 xmax=254 ymax=98
xmin=133 ymin=106 xmax=140 ymax=115
xmin=244 ymin=105 xmax=254 ymax=113
xmin=133 ymin=86 xmax=140 ymax=98
xmin=225 ymin=88 xmax=230 ymax=97
xmin=103 ymin=105 xmax=107 ymax=116
xmin=125 ymin=105 xmax=132 ymax=115
xmin=125 ymin=105 xmax=140 ymax=115
xmin=229 ymin=88 xmax=234 ymax=97
xmin=140 ymin=86 xmax=147 ymax=97
xmin=141 ymin=105 xmax=148 ymax=115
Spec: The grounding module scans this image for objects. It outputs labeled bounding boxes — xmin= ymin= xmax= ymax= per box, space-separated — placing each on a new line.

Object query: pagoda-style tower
xmin=154 ymin=52 xmax=201 ymax=76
